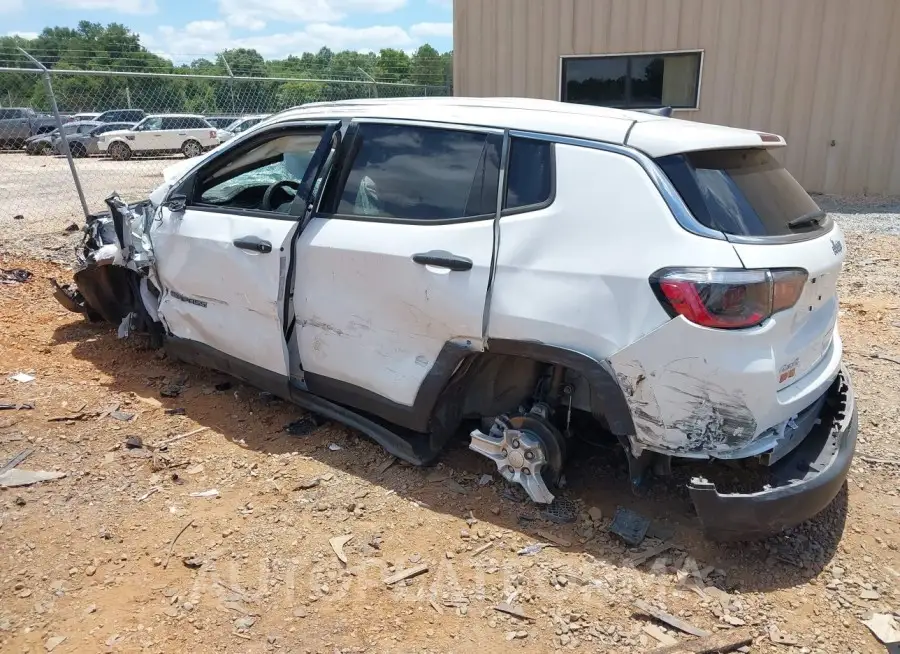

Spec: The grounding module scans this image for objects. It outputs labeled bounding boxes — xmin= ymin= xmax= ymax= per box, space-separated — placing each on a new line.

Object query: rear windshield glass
xmin=656 ymin=148 xmax=824 ymax=237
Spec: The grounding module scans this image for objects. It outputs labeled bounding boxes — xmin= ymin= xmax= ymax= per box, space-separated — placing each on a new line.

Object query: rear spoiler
xmin=636 ymin=106 xmax=673 ymax=117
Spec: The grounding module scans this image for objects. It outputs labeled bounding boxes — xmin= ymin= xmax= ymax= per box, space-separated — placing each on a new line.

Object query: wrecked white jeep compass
xmin=54 ymin=98 xmax=858 ymax=541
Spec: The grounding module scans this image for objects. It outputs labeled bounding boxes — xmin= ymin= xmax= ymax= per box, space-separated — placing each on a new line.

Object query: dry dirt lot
xmin=0 ymin=206 xmax=899 ymax=653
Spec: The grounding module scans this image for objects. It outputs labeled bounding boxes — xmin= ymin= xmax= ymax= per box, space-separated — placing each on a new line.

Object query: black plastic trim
xmin=486 ymin=339 xmax=636 ymax=437
xmin=689 ymin=368 xmax=858 ymax=541
xmin=500 ymin=140 xmax=557 ymax=217
xmin=303 ymin=341 xmax=472 ymax=433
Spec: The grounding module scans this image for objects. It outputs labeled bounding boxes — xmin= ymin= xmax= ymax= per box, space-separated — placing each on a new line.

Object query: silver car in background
xmin=216 ymin=114 xmax=271 ymax=142
xmin=52 ymin=121 xmax=136 ymax=157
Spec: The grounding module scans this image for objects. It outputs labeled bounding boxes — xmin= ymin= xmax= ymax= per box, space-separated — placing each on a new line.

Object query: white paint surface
xmin=293 ymin=216 xmax=492 ymax=406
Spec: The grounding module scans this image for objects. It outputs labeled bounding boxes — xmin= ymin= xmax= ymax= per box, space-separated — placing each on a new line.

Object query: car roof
xmin=270 ymin=97 xmax=784 ymax=158
xmin=144 ymin=113 xmax=207 ymax=118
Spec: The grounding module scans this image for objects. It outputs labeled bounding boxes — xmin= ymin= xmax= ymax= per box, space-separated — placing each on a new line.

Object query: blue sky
xmin=1 ymin=0 xmax=453 ymax=61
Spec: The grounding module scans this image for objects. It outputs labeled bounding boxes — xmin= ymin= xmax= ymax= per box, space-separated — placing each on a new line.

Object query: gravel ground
xmin=0 ymin=203 xmax=898 ymax=651
xmin=814 ymin=194 xmax=900 ymax=236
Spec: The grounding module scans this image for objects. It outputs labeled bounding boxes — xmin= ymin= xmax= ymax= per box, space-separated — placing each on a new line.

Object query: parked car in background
xmin=69 ymin=112 xmax=101 ymax=122
xmin=25 ymin=120 xmax=99 ymax=155
xmin=98 ymin=114 xmax=219 ymax=160
xmin=52 ymin=121 xmax=135 ymax=157
xmin=95 ymin=109 xmax=146 ymax=124
xmin=216 ymin=114 xmax=271 ymax=142
xmin=205 ymin=115 xmax=241 ymax=130
xmin=0 ymin=108 xmax=57 ymax=148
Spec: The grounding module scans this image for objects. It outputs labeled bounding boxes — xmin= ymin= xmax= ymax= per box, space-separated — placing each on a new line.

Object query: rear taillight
xmin=651 ymin=268 xmax=807 ymax=329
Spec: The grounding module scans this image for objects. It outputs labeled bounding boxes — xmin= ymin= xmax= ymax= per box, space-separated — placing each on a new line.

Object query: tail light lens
xmin=651 ymin=268 xmax=807 ymax=329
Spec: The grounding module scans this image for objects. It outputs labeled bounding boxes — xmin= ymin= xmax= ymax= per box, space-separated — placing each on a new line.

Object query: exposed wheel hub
xmin=469 ymin=412 xmax=566 ymax=504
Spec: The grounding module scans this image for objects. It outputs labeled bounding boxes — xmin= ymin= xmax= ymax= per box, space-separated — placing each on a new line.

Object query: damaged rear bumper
xmin=688 ymin=367 xmax=857 ymax=541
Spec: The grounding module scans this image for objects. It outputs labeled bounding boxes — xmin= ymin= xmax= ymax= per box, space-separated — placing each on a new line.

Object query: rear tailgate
xmin=653 ymin=145 xmax=846 ymax=410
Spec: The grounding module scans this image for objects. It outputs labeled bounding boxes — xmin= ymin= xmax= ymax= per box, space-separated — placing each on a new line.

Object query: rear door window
xmin=656 ymin=148 xmax=826 ymax=237
xmin=503 ymin=138 xmax=554 ymax=213
xmin=329 ymin=123 xmax=500 ymax=221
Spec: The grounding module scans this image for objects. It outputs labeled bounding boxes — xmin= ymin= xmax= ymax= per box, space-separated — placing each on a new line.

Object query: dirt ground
xmin=1 ymin=228 xmax=899 ymax=653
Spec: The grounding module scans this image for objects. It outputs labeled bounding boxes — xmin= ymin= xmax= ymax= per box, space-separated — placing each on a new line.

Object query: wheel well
xmin=430 ymin=346 xmax=635 ymax=440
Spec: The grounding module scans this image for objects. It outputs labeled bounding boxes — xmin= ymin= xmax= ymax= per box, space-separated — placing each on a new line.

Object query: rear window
xmin=656 ymin=149 xmax=824 ymax=237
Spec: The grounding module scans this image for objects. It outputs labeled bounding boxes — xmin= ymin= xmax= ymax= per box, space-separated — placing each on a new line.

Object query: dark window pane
xmin=563 ymin=57 xmax=628 ymax=107
xmin=657 ymin=149 xmax=823 ymax=237
xmin=629 ymin=55 xmax=665 ymax=107
xmin=336 ymin=124 xmax=493 ymax=220
xmin=504 ymin=138 xmax=553 ymax=210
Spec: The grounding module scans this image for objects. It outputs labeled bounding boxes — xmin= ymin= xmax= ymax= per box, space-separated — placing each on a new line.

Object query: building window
xmin=561 ymin=51 xmax=702 ymax=109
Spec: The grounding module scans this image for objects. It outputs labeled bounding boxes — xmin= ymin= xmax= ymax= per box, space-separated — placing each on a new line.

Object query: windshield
xmin=656 ymin=148 xmax=825 ymax=237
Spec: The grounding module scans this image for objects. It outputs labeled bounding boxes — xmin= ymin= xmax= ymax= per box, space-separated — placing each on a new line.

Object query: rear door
xmin=135 ymin=116 xmax=163 ymax=151
xmin=151 ymin=120 xmax=341 ymax=381
xmin=656 ymin=147 xmax=845 ymax=391
xmin=293 ymin=120 xmax=499 ymax=423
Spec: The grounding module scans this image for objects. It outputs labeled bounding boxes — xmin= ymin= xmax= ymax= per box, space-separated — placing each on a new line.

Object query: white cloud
xmin=6 ymin=30 xmax=38 ymax=39
xmin=218 ymin=0 xmax=406 ymax=30
xmin=47 ymin=0 xmax=158 ymax=14
xmin=409 ymin=22 xmax=452 ymax=39
xmin=427 ymin=0 xmax=452 ymax=7
xmin=226 ymin=13 xmax=267 ymax=31
xmin=0 ymin=0 xmax=24 ymax=13
xmin=147 ymin=22 xmax=418 ymax=63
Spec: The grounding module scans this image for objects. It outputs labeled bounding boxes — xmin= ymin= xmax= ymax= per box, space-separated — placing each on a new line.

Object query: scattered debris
xmin=110 ymin=410 xmax=135 ymax=422
xmin=214 ymin=381 xmax=233 ymax=391
xmin=125 ymin=435 xmax=144 ymax=449
xmin=471 ymin=542 xmax=494 ymax=557
xmin=295 ymin=477 xmax=320 ymax=490
xmin=518 ymin=542 xmax=551 ymax=556
xmin=154 ymin=426 xmax=209 ymax=448
xmin=628 ymin=542 xmax=674 ymax=567
xmin=182 ymin=556 xmax=204 ymax=569
xmin=860 ymin=456 xmax=900 ymax=466
xmin=767 ymin=624 xmax=801 ymax=647
xmin=634 ymin=600 xmax=712 ymax=637
xmin=233 ymin=616 xmax=256 ymax=630
xmin=44 ymin=635 xmax=66 ymax=652
xmin=384 ymin=564 xmax=429 ymax=585
xmin=328 ymin=443 xmax=343 ymax=451
xmin=862 ymin=613 xmax=900 ymax=646
xmin=165 ymin=407 xmax=186 ymax=416
xmin=643 ymin=624 xmax=679 ymax=646
xmin=610 ymin=507 xmax=651 ymax=546
xmin=0 ymin=268 xmax=32 ymax=284
xmin=377 ymin=457 xmax=396 ymax=474
xmin=494 ymin=602 xmax=534 ymax=621
xmin=536 ymin=529 xmax=572 ymax=547
xmin=0 ymin=402 xmax=33 ymax=411
xmin=64 ymin=222 xmax=80 ymax=232
xmin=159 ymin=383 xmax=182 ymax=398
xmin=0 ymin=469 xmax=66 ymax=488
xmin=0 ymin=448 xmax=33 ymax=475
xmin=863 ymin=352 xmax=900 ymax=366
xmin=860 ymin=588 xmax=881 ymax=600
xmin=444 ymin=478 xmax=469 ymax=495
xmin=541 ymin=496 xmax=578 ymax=523
xmin=330 ymin=534 xmax=353 ymax=564
xmin=190 ymin=489 xmax=219 ymax=498
xmin=284 ymin=414 xmax=325 ymax=436
xmin=647 ymin=628 xmax=753 ymax=654
xmin=588 ymin=506 xmax=604 ymax=522
xmin=646 ymin=521 xmax=676 ymax=541
xmin=478 ymin=473 xmax=493 ymax=486
xmin=427 ymin=468 xmax=451 ymax=483
xmin=429 ymin=598 xmax=444 ymax=615
xmin=12 ymin=214 xmax=23 ymax=220
xmin=163 ymin=519 xmax=195 ymax=569
xmin=8 ymin=372 xmax=35 ymax=383
xmin=138 ymin=487 xmax=160 ymax=501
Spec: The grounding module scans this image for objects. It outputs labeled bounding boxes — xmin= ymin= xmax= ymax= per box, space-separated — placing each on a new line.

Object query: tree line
xmin=0 ymin=22 xmax=453 ymax=115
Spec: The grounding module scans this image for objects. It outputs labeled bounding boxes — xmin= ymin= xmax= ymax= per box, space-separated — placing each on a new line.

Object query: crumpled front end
xmin=52 ymin=194 xmax=163 ymax=344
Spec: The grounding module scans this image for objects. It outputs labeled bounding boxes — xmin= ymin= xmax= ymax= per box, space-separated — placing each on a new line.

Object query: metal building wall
xmin=453 ymin=0 xmax=900 ymax=195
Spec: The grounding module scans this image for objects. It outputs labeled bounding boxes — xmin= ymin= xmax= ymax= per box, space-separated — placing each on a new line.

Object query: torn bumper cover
xmin=688 ymin=367 xmax=857 ymax=541
xmin=52 ymin=194 xmax=162 ymax=342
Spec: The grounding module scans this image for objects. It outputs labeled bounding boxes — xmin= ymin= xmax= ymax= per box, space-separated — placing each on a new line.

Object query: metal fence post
xmin=222 ymin=57 xmax=237 ymax=114
xmin=17 ymin=48 xmax=92 ymax=222
xmin=358 ymin=67 xmax=378 ymax=98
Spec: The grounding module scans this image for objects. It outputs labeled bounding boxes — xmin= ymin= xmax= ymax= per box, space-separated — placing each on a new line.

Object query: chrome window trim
xmin=351 ymin=117 xmax=505 ymax=135
xmin=507 ymin=129 xmax=727 ymax=241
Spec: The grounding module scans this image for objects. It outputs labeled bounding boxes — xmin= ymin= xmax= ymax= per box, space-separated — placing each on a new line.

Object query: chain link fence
xmin=0 ymin=65 xmax=449 ymax=257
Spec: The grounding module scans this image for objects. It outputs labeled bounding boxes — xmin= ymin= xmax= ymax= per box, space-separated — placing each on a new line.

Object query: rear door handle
xmin=233 ymin=236 xmax=272 ymax=253
xmin=412 ymin=250 xmax=473 ymax=272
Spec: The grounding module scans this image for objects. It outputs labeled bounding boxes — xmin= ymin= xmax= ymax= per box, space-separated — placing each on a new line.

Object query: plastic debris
xmin=328 ymin=443 xmax=343 ymax=451
xmin=540 ymin=496 xmax=578 ymax=524
xmin=8 ymin=373 xmax=35 ymax=383
xmin=383 ymin=564 xmax=429 ymax=585
xmin=329 ymin=534 xmax=353 ymax=564
xmin=517 ymin=542 xmax=550 ymax=556
xmin=610 ymin=507 xmax=651 ymax=546
xmin=0 ymin=469 xmax=67 ymax=488
xmin=189 ymin=489 xmax=219 ymax=498
xmin=862 ymin=613 xmax=900 ymax=645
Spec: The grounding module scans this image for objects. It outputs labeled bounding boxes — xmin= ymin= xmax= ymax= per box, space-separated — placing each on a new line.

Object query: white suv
xmin=56 ymin=97 xmax=857 ymax=541
xmin=98 ymin=114 xmax=219 ymax=160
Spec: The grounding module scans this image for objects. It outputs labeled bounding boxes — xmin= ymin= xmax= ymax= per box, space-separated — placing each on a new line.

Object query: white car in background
xmin=216 ymin=114 xmax=271 ymax=142
xmin=98 ymin=114 xmax=219 ymax=160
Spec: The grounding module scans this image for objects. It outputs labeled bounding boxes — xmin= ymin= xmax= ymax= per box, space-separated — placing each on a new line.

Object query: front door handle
xmin=411 ymin=250 xmax=473 ymax=272
xmin=233 ymin=236 xmax=272 ymax=253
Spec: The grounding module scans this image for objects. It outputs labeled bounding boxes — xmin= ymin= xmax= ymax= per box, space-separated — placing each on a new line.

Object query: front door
xmin=293 ymin=120 xmax=501 ymax=430
xmin=150 ymin=120 xmax=340 ymax=384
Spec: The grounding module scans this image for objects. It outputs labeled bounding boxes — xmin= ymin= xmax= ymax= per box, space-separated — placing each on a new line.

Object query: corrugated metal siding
xmin=454 ymin=0 xmax=900 ymax=194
